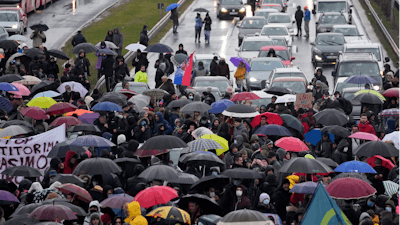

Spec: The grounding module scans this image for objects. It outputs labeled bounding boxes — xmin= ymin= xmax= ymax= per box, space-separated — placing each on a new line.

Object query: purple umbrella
xmin=289 ymin=181 xmax=318 ymax=194
xmin=100 ymin=194 xmax=134 ymax=209
xmin=78 ymin=112 xmax=100 ymax=124
xmin=29 ymin=204 xmax=77 ymax=222
xmin=230 ymin=57 xmax=251 ymax=72
xmin=0 ymin=190 xmax=20 ymax=205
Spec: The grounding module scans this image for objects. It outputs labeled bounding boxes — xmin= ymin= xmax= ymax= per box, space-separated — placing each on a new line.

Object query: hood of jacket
xmin=156 ymin=123 xmax=165 ymax=134
xmin=125 ymin=201 xmax=142 ymax=222
xmin=127 ymin=140 xmax=140 ymax=153
xmin=133 ymin=164 xmax=145 ymax=176
xmin=336 ymin=139 xmax=349 ymax=152
xmin=219 ymin=122 xmax=229 ymax=133
xmin=250 ymin=134 xmax=258 ymax=143
xmin=276 ymin=148 xmax=286 ymax=162
xmin=28 ymin=182 xmax=43 ymax=193
xmin=155 ymin=112 xmax=164 ymax=123
xmin=265 ymin=174 xmax=278 ymax=186
xmin=234 ymin=135 xmax=244 ymax=148
xmin=64 ymin=151 xmax=77 ymax=165
xmin=89 ymin=200 xmax=102 ymax=212
xmin=114 ymin=27 xmax=120 ymax=34
xmin=137 ymin=117 xmax=150 ymax=126
xmin=49 ymin=157 xmax=62 ymax=170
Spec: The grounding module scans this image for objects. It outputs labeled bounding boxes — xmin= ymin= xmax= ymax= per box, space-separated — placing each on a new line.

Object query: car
xmin=113 ymin=82 xmax=150 ymax=94
xmin=0 ymin=26 xmax=9 ymax=41
xmin=316 ymin=12 xmax=349 ymax=34
xmin=0 ymin=10 xmax=24 ymax=34
xmin=267 ymin=67 xmax=307 ymax=86
xmin=188 ymin=87 xmax=222 ymax=101
xmin=341 ymin=87 xmax=363 ymax=121
xmin=0 ymin=7 xmax=27 ymax=33
xmin=254 ymin=8 xmax=279 ymax=20
xmin=237 ymin=16 xmax=268 ymax=46
xmin=191 ymin=76 xmax=232 ymax=93
xmin=258 ymin=46 xmax=295 ymax=67
xmin=235 ymin=35 xmax=273 ymax=61
xmin=266 ymin=13 xmax=295 ymax=33
xmin=310 ymin=33 xmax=346 ymax=67
xmin=217 ymin=0 xmax=246 ymax=20
xmin=269 ymin=77 xmax=308 ymax=93
xmin=193 ymin=54 xmax=237 ymax=75
xmin=331 ymin=25 xmax=368 ymax=43
xmin=245 ymin=57 xmax=285 ymax=90
xmin=259 ymin=3 xmax=282 ymax=11
xmin=312 ymin=0 xmax=353 ymax=24
xmin=260 ymin=24 xmax=292 ymax=46
xmin=251 ymin=90 xmax=275 ymax=107
xmin=259 ymin=0 xmax=287 ymax=11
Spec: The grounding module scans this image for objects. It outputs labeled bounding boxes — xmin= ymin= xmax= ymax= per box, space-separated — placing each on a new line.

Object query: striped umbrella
xmin=186 ymin=139 xmax=223 ymax=152
xmin=383 ymin=180 xmax=398 ymax=197
xmin=379 ymin=108 xmax=399 ymax=117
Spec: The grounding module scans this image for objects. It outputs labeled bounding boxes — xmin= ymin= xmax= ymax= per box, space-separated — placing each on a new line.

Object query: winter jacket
xmin=124 ymin=201 xmax=148 ymax=225
xmin=367 ymin=166 xmax=390 ymax=195
xmin=71 ymin=33 xmax=87 ymax=46
xmin=30 ymin=31 xmax=46 ymax=48
xmin=195 ymin=17 xmax=203 ymax=28
xmin=170 ymin=8 xmax=179 ymax=25
xmin=113 ymin=60 xmax=130 ymax=82
xmin=331 ymin=139 xmax=348 ymax=165
xmin=295 ymin=9 xmax=303 ymax=22
xmin=204 ymin=17 xmax=212 ymax=31
xmin=95 ymin=46 xmax=109 ymax=70
xmin=299 ymin=114 xmax=310 ymax=133
xmin=274 ymin=105 xmax=291 ymax=115
xmin=358 ymin=121 xmax=376 ymax=135
xmin=105 ymin=29 xmax=113 ymax=42
xmin=101 ymin=55 xmax=114 ymax=77
xmin=132 ymin=54 xmax=149 ymax=73
xmin=159 ymin=79 xmax=175 ymax=93
xmin=134 ymin=118 xmax=152 ymax=143
xmin=133 ymin=71 xmax=148 ymax=83
xmin=218 ymin=62 xmax=230 ymax=80
xmin=304 ymin=9 xmax=310 ymax=21
xmin=83 ymin=201 xmax=103 ymax=225
xmin=139 ymin=29 xmax=149 ymax=47
xmin=233 ymin=123 xmax=249 ymax=137
xmin=315 ymin=138 xmax=334 ymax=158
xmin=74 ymin=56 xmax=91 ymax=77
xmin=155 ymin=67 xmax=165 ymax=88
xmin=62 ymin=151 xmax=78 ymax=174
xmin=210 ymin=60 xmax=219 ymax=76
xmin=112 ymin=27 xmax=124 ymax=50
xmin=42 ymin=157 xmax=62 ymax=188
xmin=153 ymin=112 xmax=173 ymax=135
xmin=271 ymin=186 xmax=291 ymax=222
xmin=234 ymin=67 xmax=246 ymax=80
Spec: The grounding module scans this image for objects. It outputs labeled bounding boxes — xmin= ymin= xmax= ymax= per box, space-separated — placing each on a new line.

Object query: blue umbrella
xmin=304 ymin=129 xmax=334 ymax=146
xmin=165 ymin=3 xmax=179 ymax=11
xmin=209 ymin=99 xmax=234 ymax=114
xmin=255 ymin=124 xmax=292 ymax=136
xmin=92 ymin=102 xmax=123 ymax=112
xmin=289 ymin=181 xmax=318 ymax=194
xmin=344 ymin=75 xmax=377 ymax=84
xmin=334 ymin=161 xmax=377 ymax=173
xmin=70 ymin=135 xmax=116 ymax=147
xmin=33 ymin=91 xmax=61 ymax=99
xmin=230 ymin=57 xmax=251 ymax=72
xmin=0 ymin=96 xmax=13 ymax=113
xmin=0 ymin=82 xmax=18 ymax=92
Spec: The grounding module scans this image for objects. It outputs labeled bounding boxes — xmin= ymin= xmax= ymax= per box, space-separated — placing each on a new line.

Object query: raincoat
xmin=124 ymin=201 xmax=148 ymax=225
xmin=154 ymin=112 xmax=173 ymax=135
xmin=133 ymin=71 xmax=148 ymax=83
xmin=112 ymin=27 xmax=124 ymax=54
xmin=62 ymin=151 xmax=78 ymax=174
xmin=83 ymin=201 xmax=103 ymax=225
xmin=358 ymin=121 xmax=376 ymax=135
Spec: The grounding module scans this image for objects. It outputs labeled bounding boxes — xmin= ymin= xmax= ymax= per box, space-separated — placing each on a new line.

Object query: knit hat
xmin=265 ymin=139 xmax=273 ymax=145
xmin=174 ymin=118 xmax=181 ymax=125
xmin=49 ymin=170 xmax=57 ymax=178
xmin=282 ymin=178 xmax=290 ymax=185
xmin=117 ymin=134 xmax=126 ymax=145
xmin=259 ymin=193 xmax=270 ymax=202
xmin=359 ymin=212 xmax=371 ymax=221
xmin=250 ymin=134 xmax=259 ymax=143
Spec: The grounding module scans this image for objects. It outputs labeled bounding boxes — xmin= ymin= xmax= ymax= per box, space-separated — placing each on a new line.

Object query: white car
xmin=260 ymin=24 xmax=292 ymax=47
xmin=267 ymin=67 xmax=307 ymax=86
xmin=235 ymin=35 xmax=273 ymax=62
xmin=332 ymin=25 xmax=368 ymax=43
xmin=267 ymin=13 xmax=295 ymax=33
xmin=251 ymin=90 xmax=275 ymax=107
xmin=0 ymin=11 xmax=24 ymax=35
xmin=254 ymin=8 xmax=279 ymax=20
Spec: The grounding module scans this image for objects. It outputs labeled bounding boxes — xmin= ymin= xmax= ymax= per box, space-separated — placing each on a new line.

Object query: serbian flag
xmin=174 ymin=51 xmax=195 ymax=86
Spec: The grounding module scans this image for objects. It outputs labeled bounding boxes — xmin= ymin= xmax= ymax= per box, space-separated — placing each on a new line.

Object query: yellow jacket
xmin=286 ymin=175 xmax=299 ymax=189
xmin=134 ymin=71 xmax=148 ymax=83
xmin=234 ymin=67 xmax=246 ymax=80
xmin=125 ymin=201 xmax=148 ymax=225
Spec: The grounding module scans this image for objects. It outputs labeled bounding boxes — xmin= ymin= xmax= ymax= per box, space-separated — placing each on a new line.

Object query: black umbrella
xmin=144 ymin=43 xmax=173 ymax=53
xmin=10 ymin=203 xmax=42 ymax=217
xmin=23 ymin=48 xmax=44 ymax=58
xmin=166 ymin=99 xmax=192 ymax=109
xmin=46 ymin=139 xmax=87 ymax=158
xmin=30 ymin=23 xmax=49 ymax=31
xmin=320 ymin=125 xmax=351 ymax=138
xmin=0 ymin=40 xmax=19 ymax=50
xmin=72 ymin=158 xmax=122 ymax=175
xmin=1 ymin=165 xmax=43 ymax=177
xmin=316 ymin=157 xmax=339 ymax=169
xmin=181 ymin=102 xmax=212 ymax=114
xmin=280 ymin=114 xmax=304 ymax=133
xmin=278 ymin=157 xmax=333 ymax=174
xmin=180 ymin=151 xmax=225 ymax=167
xmin=42 ymin=199 xmax=86 ymax=216
xmin=0 ymin=120 xmax=34 ymax=129
xmin=30 ymin=80 xmax=55 ymax=96
xmin=353 ymin=141 xmax=399 ymax=157
xmin=193 ymin=7 xmax=209 ymax=12
xmin=98 ymin=92 xmax=127 ymax=106
xmin=47 ymin=49 xmax=69 ymax=60
xmin=52 ymin=174 xmax=86 ymax=187
xmin=114 ymin=157 xmax=141 ymax=164
xmin=222 ymin=104 xmax=259 ymax=118
xmin=139 ymin=135 xmax=188 ymax=150
xmin=4 ymin=214 xmax=38 ymax=225
xmin=331 ymin=172 xmax=371 ymax=184
xmin=265 ymin=86 xmax=294 ymax=96
xmin=220 ymin=209 xmax=270 ymax=222
xmin=138 ymin=165 xmax=179 ymax=181
xmin=71 ymin=43 xmax=98 ymax=54
xmin=353 ymin=93 xmax=384 ymax=104
xmin=0 ymin=74 xmax=23 ymax=83
xmin=170 ymin=172 xmax=200 ymax=184
xmin=314 ymin=108 xmax=349 ymax=126
xmin=67 ymin=124 xmax=101 ymax=133
xmin=220 ymin=168 xmax=262 ymax=179
xmin=190 ymin=175 xmax=230 ymax=192
xmin=178 ymin=194 xmax=222 ymax=216
xmin=97 ymin=48 xmax=117 ymax=55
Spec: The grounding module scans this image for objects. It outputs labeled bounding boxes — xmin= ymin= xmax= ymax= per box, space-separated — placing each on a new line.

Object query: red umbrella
xmin=367 ymin=155 xmax=395 ymax=170
xmin=326 ymin=177 xmax=376 ymax=199
xmin=382 ymin=88 xmax=399 ymax=98
xmin=251 ymin=112 xmax=283 ymax=128
xmin=29 ymin=204 xmax=77 ymax=222
xmin=56 ymin=183 xmax=93 ymax=203
xmin=135 ymin=186 xmax=178 ymax=208
xmin=47 ymin=102 xmax=77 ymax=115
xmin=134 ymin=149 xmax=170 ymax=157
xmin=50 ymin=116 xmax=82 ymax=129
xmin=275 ymin=137 xmax=309 ymax=152
xmin=348 ymin=132 xmax=378 ymax=141
xmin=230 ymin=92 xmax=261 ymax=101
xmin=119 ymin=89 xmax=137 ymax=99
xmin=20 ymin=106 xmax=49 ymax=120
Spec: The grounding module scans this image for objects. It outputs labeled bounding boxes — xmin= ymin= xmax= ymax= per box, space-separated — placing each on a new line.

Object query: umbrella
xmin=95 ymin=41 xmax=118 ymax=49
xmin=192 ymin=127 xmax=214 ymax=139
xmin=181 ymin=102 xmax=212 ymax=114
xmin=379 ymin=108 xmax=399 ymax=117
xmin=166 ymin=98 xmax=192 ymax=109
xmin=96 ymin=48 xmax=117 ymax=55
xmin=57 ymin=81 xmax=88 ymax=97
xmin=98 ymin=92 xmax=128 ymax=105
xmin=47 ymin=139 xmax=87 ymax=158
xmin=27 ymin=97 xmax=57 ymax=108
xmin=320 ymin=125 xmax=351 ymax=138
xmin=353 ymin=141 xmax=399 ymax=157
xmin=138 ymin=165 xmax=180 ymax=181
xmin=178 ymin=194 xmax=222 ymax=216
xmin=65 ymin=109 xmax=93 ymax=116
xmin=50 ymin=116 xmax=83 ymax=129
xmin=9 ymin=34 xmax=27 ymax=42
xmin=278 ymin=157 xmax=333 ymax=174
xmin=146 ymin=206 xmax=191 ymax=224
xmin=71 ymin=43 xmax=97 ymax=54
xmin=170 ymin=173 xmax=200 ymax=184
xmin=367 ymin=155 xmax=395 ymax=170
xmin=92 ymin=101 xmax=123 ymax=112
xmin=68 ymin=124 xmax=100 ymax=133
xmin=280 ymin=114 xmax=304 ymax=133
xmin=100 ymin=194 xmax=134 ymax=209
xmin=139 ymin=135 xmax=188 ymax=150
xmin=326 ymin=177 xmax=376 ymax=199
xmin=0 ymin=74 xmax=22 ymax=83
xmin=29 ymin=205 xmax=77 ymax=221
xmin=200 ymin=134 xmax=229 ymax=156
xmin=265 ymin=86 xmax=294 ymax=96
xmin=220 ymin=168 xmax=262 ymax=179
xmin=0 ymin=120 xmax=34 ymax=129
xmin=353 ymin=93 xmax=384 ymax=104
xmin=41 ymin=199 xmax=86 ymax=217
xmin=209 ymin=99 xmax=235 ymax=114
xmin=9 ymin=82 xmax=30 ymax=96
xmin=0 ymin=82 xmax=18 ymax=91
xmin=334 ymin=161 xmax=377 ymax=173
xmin=129 ymin=94 xmax=150 ymax=112
xmin=57 ymin=183 xmax=93 ymax=203
xmin=30 ymin=80 xmax=55 ymax=96
xmin=134 ymin=149 xmax=169 ymax=157
xmin=186 ymin=139 xmax=223 ymax=152
xmin=1 ymin=165 xmax=43 ymax=177
xmin=181 ymin=151 xmax=225 ymax=167
xmin=72 ymin=157 xmax=121 ymax=175
xmin=0 ymin=97 xmax=12 ymax=113
xmin=382 ymin=88 xmax=399 ymax=98
xmin=222 ymin=104 xmax=259 ymax=118
xmin=23 ymin=48 xmax=44 ymax=58
xmin=331 ymin=172 xmax=371 ymax=184
xmin=251 ymin=112 xmax=283 ymax=128
xmin=220 ymin=209 xmax=269 ymax=223
xmin=230 ymin=57 xmax=251 ymax=72
xmin=383 ymin=180 xmax=398 ymax=197
xmin=355 ymin=90 xmax=386 ymax=100
xmin=344 ymin=74 xmax=377 ymax=84
xmin=47 ymin=102 xmax=77 ymax=115
xmin=313 ymin=108 xmax=349 ymax=126
xmin=47 ymin=49 xmax=69 ymax=60
xmin=304 ymin=129 xmax=335 ymax=145
xmin=275 ymin=137 xmax=309 ymax=152
xmin=144 ymin=43 xmax=173 ymax=53
xmin=78 ymin=112 xmax=100 ymax=124
xmin=166 ymin=3 xmax=180 ymax=11
xmin=119 ymin=89 xmax=137 ymax=98
xmin=70 ymin=135 xmax=116 ymax=147
xmin=4 ymin=214 xmax=38 ymax=225
xmin=136 ymin=186 xmax=178 ymax=208
xmin=193 ymin=7 xmax=209 ymax=12
xmin=190 ymin=175 xmax=230 ymax=192
xmin=20 ymin=106 xmax=49 ymax=120
xmin=52 ymin=174 xmax=86 ymax=187
xmin=230 ymin=92 xmax=261 ymax=102
xmin=33 ymin=90 xmax=61 ymax=99
xmin=255 ymin=124 xmax=292 ymax=136
xmin=15 ymin=75 xmax=41 ymax=85
xmin=0 ymin=125 xmax=32 ymax=138
xmin=125 ymin=42 xmax=147 ymax=52
xmin=275 ymin=94 xmax=296 ymax=104
xmin=289 ymin=181 xmax=317 ymax=194
xmin=382 ymin=131 xmax=399 ymax=149
xmin=0 ymin=40 xmax=19 ymax=50
xmin=30 ymin=23 xmax=49 ymax=31
xmin=315 ymin=158 xmax=339 ymax=169
xmin=0 ymin=190 xmax=20 ymax=205
xmin=348 ymin=132 xmax=378 ymax=141
xmin=142 ymin=88 xmax=168 ymax=100
xmin=171 ymin=53 xmax=188 ymax=66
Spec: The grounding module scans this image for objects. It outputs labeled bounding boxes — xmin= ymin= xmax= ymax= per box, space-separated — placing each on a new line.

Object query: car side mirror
xmin=235 ymin=47 xmax=240 ymax=51
xmin=385 ymin=57 xmax=390 ymax=62
xmin=310 ymin=42 xmax=315 ymax=45
xmin=332 ymin=71 xmax=336 ymax=76
xmin=291 ymin=56 xmax=296 ymax=61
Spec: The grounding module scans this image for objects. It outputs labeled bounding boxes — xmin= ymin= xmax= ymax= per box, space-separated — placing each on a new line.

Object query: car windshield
xmin=262 ymin=0 xmax=283 ymax=6
xmin=242 ymin=40 xmax=273 ymax=51
xmin=274 ymin=72 xmax=304 ymax=78
xmin=114 ymin=84 xmax=147 ymax=94
xmin=251 ymin=60 xmax=284 ymax=71
xmin=252 ymin=98 xmax=272 ymax=107
xmin=272 ymin=39 xmax=286 ymax=46
xmin=343 ymin=91 xmax=356 ymax=100
xmin=316 ymin=35 xmax=345 ymax=46
xmin=332 ymin=27 xmax=359 ymax=36
xmin=0 ymin=12 xmax=18 ymax=22
xmin=259 ymin=50 xmax=289 ymax=60
xmin=320 ymin=15 xmax=346 ymax=24
xmin=335 ymin=82 xmax=359 ymax=93
xmin=261 ymin=27 xmax=288 ymax=35
xmin=261 ymin=6 xmax=281 ymax=11
xmin=194 ymin=81 xmax=229 ymax=93
xmin=345 ymin=48 xmax=381 ymax=61
xmin=338 ymin=62 xmax=381 ymax=78
xmin=194 ymin=59 xmax=213 ymax=70
xmin=255 ymin=11 xmax=276 ymax=19
xmin=241 ymin=19 xmax=267 ymax=28
xmin=268 ymin=15 xmax=291 ymax=23
xmin=318 ymin=2 xmax=347 ymax=13
xmin=271 ymin=81 xmax=305 ymax=93
xmin=221 ymin=0 xmax=242 ymax=5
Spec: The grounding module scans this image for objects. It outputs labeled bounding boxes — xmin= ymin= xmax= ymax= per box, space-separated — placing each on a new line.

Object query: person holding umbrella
xmin=170 ymin=8 xmax=179 ymax=33
xmin=203 ymin=13 xmax=212 ymax=43
xmin=367 ymin=158 xmax=389 ymax=195
xmin=234 ymin=61 xmax=246 ymax=91
xmin=30 ymin=27 xmax=46 ymax=48
xmin=195 ymin=13 xmax=203 ymax=43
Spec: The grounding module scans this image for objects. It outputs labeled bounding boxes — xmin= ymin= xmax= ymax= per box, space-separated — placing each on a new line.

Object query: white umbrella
xmin=57 ymin=81 xmax=88 ymax=97
xmin=382 ymin=131 xmax=399 ymax=149
xmin=125 ymin=43 xmax=147 ymax=52
xmin=128 ymin=94 xmax=150 ymax=112
xmin=95 ymin=41 xmax=118 ymax=49
xmin=9 ymin=34 xmax=28 ymax=42
xmin=275 ymin=94 xmax=296 ymax=104
xmin=192 ymin=127 xmax=214 ymax=139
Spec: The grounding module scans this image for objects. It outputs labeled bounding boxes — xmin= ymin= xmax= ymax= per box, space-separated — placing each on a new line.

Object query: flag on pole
xmin=174 ymin=51 xmax=195 ymax=86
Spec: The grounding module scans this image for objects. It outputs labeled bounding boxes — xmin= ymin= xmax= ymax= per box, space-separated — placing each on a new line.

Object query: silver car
xmin=0 ymin=26 xmax=9 ymax=41
xmin=237 ymin=16 xmax=267 ymax=46
xmin=0 ymin=11 xmax=24 ymax=35
xmin=267 ymin=13 xmax=295 ymax=33
xmin=235 ymin=35 xmax=273 ymax=62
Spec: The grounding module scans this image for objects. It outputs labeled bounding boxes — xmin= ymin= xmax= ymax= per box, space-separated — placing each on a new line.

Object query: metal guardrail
xmin=364 ymin=0 xmax=399 ymax=56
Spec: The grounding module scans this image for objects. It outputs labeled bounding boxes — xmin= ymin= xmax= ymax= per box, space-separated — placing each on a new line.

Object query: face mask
xmin=189 ymin=95 xmax=194 ymax=99
xmin=117 ymin=114 xmax=123 ymax=119
xmin=263 ymin=199 xmax=270 ymax=205
xmin=67 ymin=90 xmax=71 ymax=93
xmin=233 ymin=180 xmax=241 ymax=186
xmin=385 ymin=207 xmax=392 ymax=212
xmin=90 ymin=209 xmax=97 ymax=214
xmin=201 ymin=120 xmax=206 ymax=124
xmin=209 ymin=192 xmax=215 ymax=197
xmin=236 ymin=190 xmax=243 ymax=197
xmin=141 ymin=121 xmax=146 ymax=126
xmin=367 ymin=201 xmax=374 ymax=207
xmin=16 ymin=61 xmax=20 ymax=65
xmin=343 ymin=147 xmax=348 ymax=153
xmin=212 ymin=171 xmax=218 ymax=175
xmin=92 ymin=181 xmax=97 ymax=186
xmin=234 ymin=140 xmax=237 ymax=144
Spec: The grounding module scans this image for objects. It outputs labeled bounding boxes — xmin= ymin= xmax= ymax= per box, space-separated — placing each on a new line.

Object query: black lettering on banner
xmin=37 ymin=155 xmax=48 ymax=169
xmin=23 ymin=146 xmax=33 ymax=155
xmin=25 ymin=156 xmax=35 ymax=167
xmin=24 ymin=137 xmax=33 ymax=145
xmin=14 ymin=139 xmax=25 ymax=145
xmin=8 ymin=158 xmax=17 ymax=167
xmin=0 ymin=158 xmax=6 ymax=170
xmin=33 ymin=144 xmax=41 ymax=154
xmin=0 ymin=147 xmax=6 ymax=155
xmin=14 ymin=146 xmax=21 ymax=155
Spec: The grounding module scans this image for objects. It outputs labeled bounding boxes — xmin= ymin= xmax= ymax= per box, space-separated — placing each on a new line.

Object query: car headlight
xmin=221 ymin=8 xmax=228 ymax=13
xmin=12 ymin=24 xmax=18 ymax=29
xmin=373 ymin=85 xmax=380 ymax=91
xmin=315 ymin=55 xmax=323 ymax=61
xmin=239 ymin=8 xmax=246 ymax=12
xmin=249 ymin=77 xmax=257 ymax=82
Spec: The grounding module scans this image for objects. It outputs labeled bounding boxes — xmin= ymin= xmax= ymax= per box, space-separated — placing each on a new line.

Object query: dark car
xmin=217 ymin=0 xmax=246 ymax=20
xmin=316 ymin=12 xmax=349 ymax=34
xmin=237 ymin=16 xmax=267 ymax=46
xmin=311 ymin=33 xmax=345 ymax=68
xmin=246 ymin=57 xmax=285 ymax=90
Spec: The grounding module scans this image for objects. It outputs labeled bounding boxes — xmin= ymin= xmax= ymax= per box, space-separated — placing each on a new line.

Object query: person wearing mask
xmin=83 ymin=200 xmax=103 ymax=225
xmin=133 ymin=117 xmax=152 ymax=143
xmin=295 ymin=6 xmax=303 ymax=36
xmin=255 ymin=193 xmax=277 ymax=213
xmin=6 ymin=59 xmax=26 ymax=75
xmin=358 ymin=113 xmax=376 ymax=135
xmin=331 ymin=139 xmax=349 ymax=165
xmin=271 ymin=179 xmax=291 ymax=223
xmin=30 ymin=27 xmax=46 ymax=48
xmin=133 ymin=65 xmax=148 ymax=84
xmin=71 ymin=30 xmax=87 ymax=47
xmin=318 ymin=90 xmax=331 ymax=111
xmin=234 ymin=61 xmax=246 ymax=91
xmin=105 ymin=29 xmax=113 ymax=42
xmin=360 ymin=196 xmax=377 ymax=212
xmin=75 ymin=49 xmax=91 ymax=78
xmin=203 ymin=13 xmax=212 ymax=43
xmin=234 ymin=185 xmax=252 ymax=210
xmin=139 ymin=25 xmax=149 ymax=47
xmin=112 ymin=27 xmax=124 ymax=55
xmin=170 ymin=8 xmax=179 ymax=33
xmin=101 ymin=54 xmax=115 ymax=92
xmin=303 ymin=6 xmax=310 ymax=38
xmin=195 ymin=13 xmax=203 ymax=43
xmin=367 ymin=158 xmax=389 ymax=195
xmin=218 ymin=58 xmax=230 ymax=80
xmin=176 ymin=43 xmax=188 ymax=55
xmin=62 ymin=85 xmax=79 ymax=103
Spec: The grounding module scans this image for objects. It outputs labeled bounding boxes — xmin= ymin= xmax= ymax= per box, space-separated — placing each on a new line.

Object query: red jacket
xmin=299 ymin=114 xmax=310 ymax=133
xmin=358 ymin=121 xmax=376 ymax=135
xmin=62 ymin=151 xmax=78 ymax=174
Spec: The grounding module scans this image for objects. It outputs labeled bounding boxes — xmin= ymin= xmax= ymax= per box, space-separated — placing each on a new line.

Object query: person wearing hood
xmin=210 ymin=56 xmax=219 ymax=76
xmin=134 ymin=117 xmax=152 ymax=143
xmin=314 ymin=133 xmax=334 ymax=158
xmin=255 ymin=193 xmax=277 ymax=214
xmin=113 ymin=55 xmax=130 ymax=82
xmin=116 ymin=134 xmax=128 ymax=157
xmin=218 ymin=122 xmax=231 ymax=143
xmin=105 ymin=29 xmax=113 ymax=42
xmin=172 ymin=118 xmax=184 ymax=137
xmin=101 ymin=54 xmax=115 ymax=92
xmin=312 ymin=68 xmax=328 ymax=86
xmin=223 ymin=143 xmax=239 ymax=170
xmin=124 ymin=201 xmax=148 ymax=225
xmin=358 ymin=114 xmax=376 ymax=135
xmin=367 ymin=158 xmax=389 ymax=195
xmin=181 ymin=120 xmax=198 ymax=143
xmin=155 ymin=124 xmax=165 ymax=136
xmin=271 ymin=179 xmax=291 ymax=223
xmin=203 ymin=13 xmax=212 ymax=43
xmin=112 ymin=27 xmax=124 ymax=55
xmin=72 ymin=30 xmax=87 ymax=47
xmin=155 ymin=62 xmax=166 ymax=88
xmin=233 ymin=118 xmax=249 ymax=137
xmin=211 ymin=118 xmax=220 ymax=133
xmin=218 ymin=58 xmax=230 ymax=80
xmin=331 ymin=139 xmax=349 ymax=165
xmin=266 ymin=48 xmax=276 ymax=57
xmin=127 ymin=164 xmax=147 ymax=195
xmin=62 ymin=151 xmax=79 ymax=174
xmin=341 ymin=200 xmax=361 ymax=225
xmin=153 ymin=112 xmax=173 ymax=135
xmin=297 ymin=108 xmax=310 ymax=133
xmin=47 ymin=57 xmax=59 ymax=79
xmin=89 ymin=212 xmax=103 ymax=225
xmin=84 ymin=200 xmax=103 ymax=225
xmin=139 ymin=25 xmax=149 ymax=46
xmin=42 ymin=157 xmax=63 ymax=188
xmin=74 ymin=49 xmax=91 ymax=78
xmin=312 ymin=81 xmax=324 ymax=101
xmin=176 ymin=43 xmax=188 ymax=55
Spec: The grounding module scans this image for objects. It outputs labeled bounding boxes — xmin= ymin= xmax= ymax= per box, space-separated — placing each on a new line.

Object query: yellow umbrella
xmin=146 ymin=206 xmax=191 ymax=225
xmin=200 ymin=134 xmax=229 ymax=156
xmin=355 ymin=90 xmax=386 ymax=101
xmin=27 ymin=97 xmax=57 ymax=109
xmin=304 ymin=154 xmax=315 ymax=159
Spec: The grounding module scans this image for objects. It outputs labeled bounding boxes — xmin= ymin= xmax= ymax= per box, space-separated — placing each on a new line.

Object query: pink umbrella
xmin=9 ymin=82 xmax=31 ymax=96
xmin=348 ymin=132 xmax=378 ymax=141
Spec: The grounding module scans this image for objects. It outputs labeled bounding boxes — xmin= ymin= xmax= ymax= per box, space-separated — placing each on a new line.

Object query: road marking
xmin=219 ymin=18 xmax=237 ymax=58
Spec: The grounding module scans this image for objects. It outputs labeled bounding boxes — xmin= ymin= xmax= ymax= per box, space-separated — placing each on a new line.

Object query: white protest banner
xmin=0 ymin=124 xmax=65 ymax=183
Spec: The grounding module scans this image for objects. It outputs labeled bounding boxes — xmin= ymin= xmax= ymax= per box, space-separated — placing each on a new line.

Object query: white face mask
xmin=385 ymin=207 xmax=392 ymax=212
xmin=236 ymin=190 xmax=243 ymax=197
xmin=209 ymin=192 xmax=215 ymax=197
xmin=343 ymin=147 xmax=348 ymax=152
xmin=263 ymin=199 xmax=270 ymax=205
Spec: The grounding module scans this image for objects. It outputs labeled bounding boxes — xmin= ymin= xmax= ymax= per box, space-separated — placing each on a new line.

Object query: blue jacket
xmin=304 ymin=10 xmax=310 ymax=21
xmin=154 ymin=112 xmax=173 ymax=135
xmin=195 ymin=17 xmax=203 ymax=28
